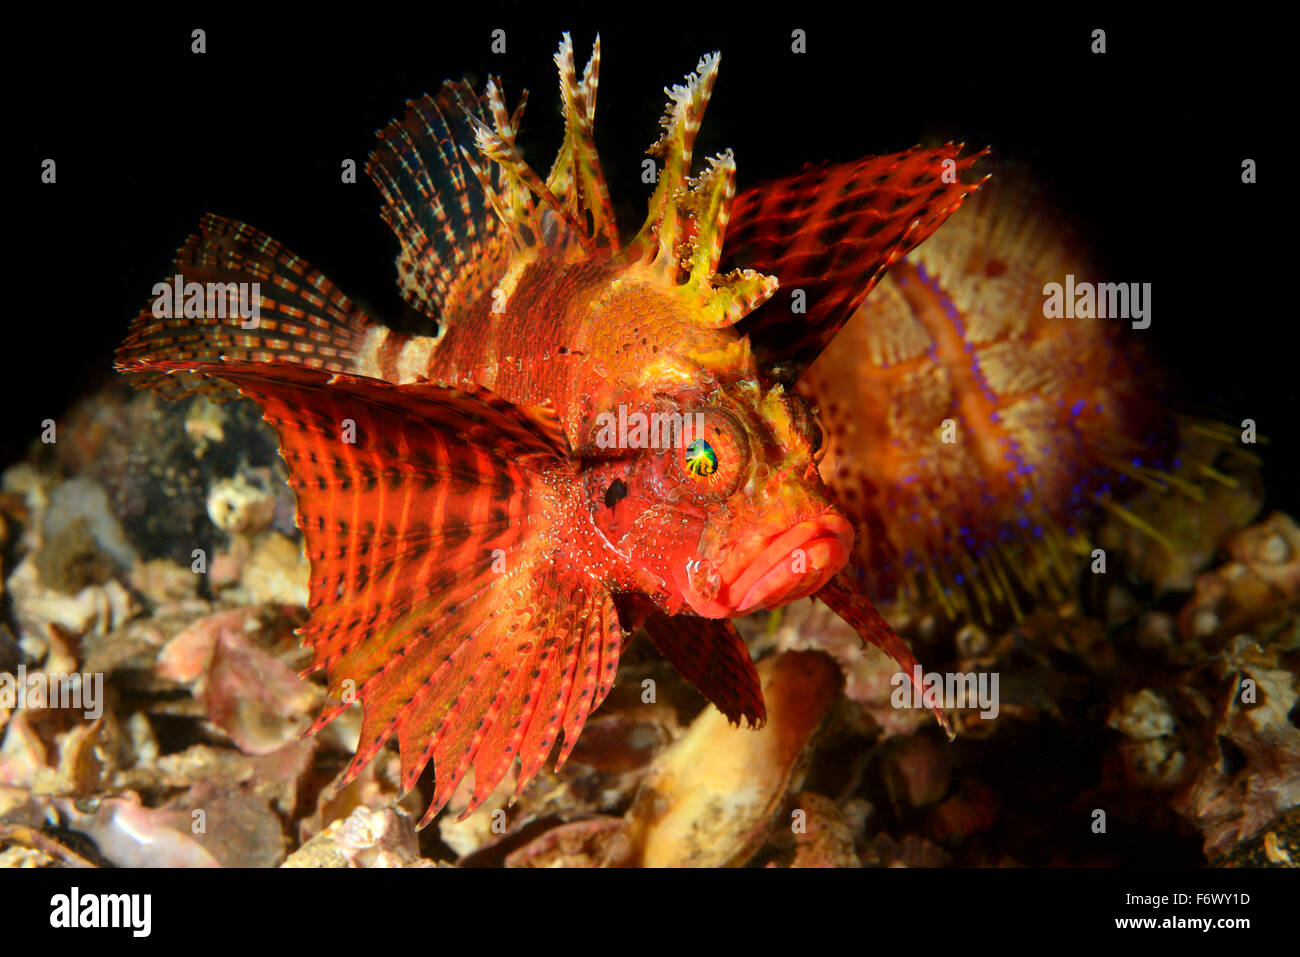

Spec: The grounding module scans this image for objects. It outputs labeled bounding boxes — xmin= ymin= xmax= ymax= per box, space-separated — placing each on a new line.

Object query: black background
xmin=12 ymin=10 xmax=1291 ymax=508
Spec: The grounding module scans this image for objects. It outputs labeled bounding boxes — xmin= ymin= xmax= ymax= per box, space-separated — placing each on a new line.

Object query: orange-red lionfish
xmin=116 ymin=35 xmax=984 ymax=823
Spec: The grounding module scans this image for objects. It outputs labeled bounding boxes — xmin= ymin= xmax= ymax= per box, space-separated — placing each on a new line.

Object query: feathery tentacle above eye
xmin=622 ymin=52 xmax=779 ymax=328
xmin=372 ymin=34 xmax=781 ymax=340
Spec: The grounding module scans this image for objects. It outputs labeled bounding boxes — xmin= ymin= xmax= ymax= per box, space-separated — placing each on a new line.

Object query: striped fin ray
xmin=546 ymin=33 xmax=620 ymax=249
xmin=461 ymin=34 xmax=624 ymax=261
xmin=377 ymin=33 xmax=622 ymax=288
xmin=818 ymin=561 xmax=953 ymax=738
xmin=121 ymin=357 xmax=623 ymax=824
xmin=623 ymin=52 xmax=778 ymax=328
xmin=640 ymin=610 xmax=766 ymax=727
xmin=366 ymin=81 xmax=521 ymax=326
xmin=114 ymin=214 xmax=373 ymax=399
xmin=724 ymin=145 xmax=988 ymax=383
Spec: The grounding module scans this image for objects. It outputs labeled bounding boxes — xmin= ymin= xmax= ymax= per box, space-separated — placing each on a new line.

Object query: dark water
xmin=13 ymin=12 xmax=1290 ymax=514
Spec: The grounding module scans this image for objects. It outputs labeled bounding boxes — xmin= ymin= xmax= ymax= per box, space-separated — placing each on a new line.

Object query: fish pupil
xmin=685 ymin=439 xmax=718 ymax=477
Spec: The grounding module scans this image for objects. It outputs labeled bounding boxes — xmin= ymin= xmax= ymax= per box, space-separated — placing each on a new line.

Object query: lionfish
xmin=116 ymin=35 xmax=983 ymax=823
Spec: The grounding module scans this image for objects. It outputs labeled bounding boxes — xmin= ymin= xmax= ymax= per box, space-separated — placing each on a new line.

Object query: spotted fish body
xmin=801 ymin=167 xmax=1166 ymax=620
xmin=116 ymin=36 xmax=983 ymax=823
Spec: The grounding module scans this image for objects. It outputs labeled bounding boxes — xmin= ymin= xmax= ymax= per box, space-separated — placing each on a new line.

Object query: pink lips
xmin=673 ymin=514 xmax=853 ymax=618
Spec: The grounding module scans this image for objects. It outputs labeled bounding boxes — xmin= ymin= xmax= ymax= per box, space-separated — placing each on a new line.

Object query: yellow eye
xmin=685 ymin=439 xmax=718 ymax=477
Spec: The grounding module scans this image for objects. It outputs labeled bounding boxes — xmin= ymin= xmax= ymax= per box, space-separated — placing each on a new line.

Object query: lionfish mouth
xmin=673 ymin=513 xmax=853 ymax=618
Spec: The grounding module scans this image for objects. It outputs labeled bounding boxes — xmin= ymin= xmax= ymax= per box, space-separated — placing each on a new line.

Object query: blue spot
xmin=1017 ymin=516 xmax=1029 ymax=528
xmin=1070 ymin=399 xmax=1086 ymax=417
xmin=954 ymin=573 xmax=965 ymax=584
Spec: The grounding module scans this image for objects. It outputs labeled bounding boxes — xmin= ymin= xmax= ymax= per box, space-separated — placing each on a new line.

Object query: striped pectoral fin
xmin=638 ymin=609 xmax=766 ymax=728
xmin=347 ymin=567 xmax=621 ymax=827
xmin=723 ymin=146 xmax=988 ymax=383
xmin=115 ymin=215 xmax=373 ymax=400
xmin=817 ymin=566 xmax=953 ymax=738
xmin=129 ymin=357 xmax=602 ymax=823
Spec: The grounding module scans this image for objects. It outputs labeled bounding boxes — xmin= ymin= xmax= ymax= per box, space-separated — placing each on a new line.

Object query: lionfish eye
xmin=684 ymin=438 xmax=718 ymax=477
xmin=675 ymin=407 xmax=747 ymax=499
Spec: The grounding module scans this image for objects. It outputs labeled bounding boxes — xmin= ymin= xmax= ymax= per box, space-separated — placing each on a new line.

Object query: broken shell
xmin=44 ymin=478 xmax=139 ymax=572
xmin=6 ymin=555 xmax=138 ymax=645
xmin=162 ymin=780 xmax=287 ymax=867
xmin=1108 ymin=689 xmax=1175 ymax=741
xmin=236 ymin=532 xmax=309 ymax=607
xmin=881 ymin=734 xmax=951 ymax=808
xmin=203 ymin=626 xmax=317 ymax=755
xmin=503 ymin=816 xmax=633 ymax=868
xmin=625 ymin=650 xmax=842 ymax=867
xmin=1225 ymin=512 xmax=1300 ymax=595
xmin=184 ymin=396 xmax=227 ymax=452
xmin=51 ymin=793 xmax=221 ymax=867
xmin=282 ymin=806 xmax=431 ymax=868
xmin=129 ymin=558 xmax=198 ymax=606
xmin=781 ymin=792 xmax=861 ymax=868
xmin=155 ymin=607 xmax=260 ymax=683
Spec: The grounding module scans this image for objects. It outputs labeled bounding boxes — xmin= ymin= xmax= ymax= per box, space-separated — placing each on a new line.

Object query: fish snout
xmin=672 ymin=511 xmax=853 ymax=617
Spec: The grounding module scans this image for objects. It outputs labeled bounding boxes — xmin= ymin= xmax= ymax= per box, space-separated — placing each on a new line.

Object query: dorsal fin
xmin=724 ymin=145 xmax=989 ymax=383
xmin=622 ymin=53 xmax=778 ymax=328
xmin=115 ymin=214 xmax=373 ymax=400
xmin=546 ymin=33 xmax=620 ymax=250
xmin=366 ymin=80 xmax=521 ymax=327
xmin=413 ymin=37 xmax=778 ymax=333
